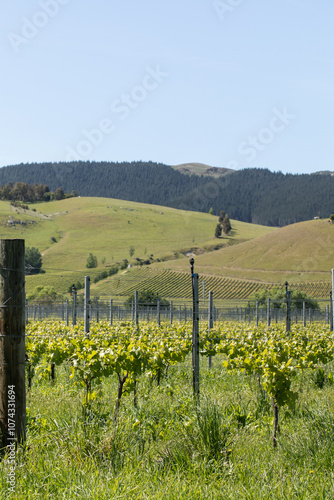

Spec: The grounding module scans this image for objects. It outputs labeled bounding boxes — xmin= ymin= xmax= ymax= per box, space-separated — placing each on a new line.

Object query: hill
xmin=1 ymin=162 xmax=334 ymax=226
xmin=1 ymin=197 xmax=333 ymax=300
xmin=0 ymin=197 xmax=274 ymax=297
xmin=157 ymin=219 xmax=334 ymax=286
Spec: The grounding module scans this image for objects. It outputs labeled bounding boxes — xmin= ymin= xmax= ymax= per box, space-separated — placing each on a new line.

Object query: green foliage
xmin=27 ymin=285 xmax=62 ymax=304
xmin=93 ymin=270 xmax=108 ymax=283
xmin=218 ymin=210 xmax=225 ymax=224
xmin=0 ymin=181 xmax=76 ymax=203
xmin=86 ymin=253 xmax=98 ymax=269
xmin=68 ymin=281 xmax=84 ymax=293
xmin=250 ymin=286 xmax=319 ymax=309
xmin=25 ymin=247 xmax=43 ymax=274
xmin=222 ymin=214 xmax=232 ymax=234
xmin=129 ymin=245 xmax=135 ymax=257
xmin=4 ymin=162 xmax=334 ymax=226
xmin=209 ymin=207 xmax=214 ymax=215
xmin=214 ymin=223 xmax=222 ymax=238
xmin=54 ymin=187 xmax=65 ymax=200
xmin=18 ymin=320 xmax=334 ymax=495
xmin=120 ymin=259 xmax=128 ymax=270
xmin=125 ymin=289 xmax=170 ymax=308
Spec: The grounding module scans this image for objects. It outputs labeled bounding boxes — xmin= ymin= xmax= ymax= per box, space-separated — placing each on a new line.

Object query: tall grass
xmin=1 ymin=356 xmax=334 ymax=499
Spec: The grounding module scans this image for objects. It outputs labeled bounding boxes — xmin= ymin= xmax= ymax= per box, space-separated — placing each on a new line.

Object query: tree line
xmin=0 ymin=181 xmax=78 ymax=203
xmin=1 ymin=161 xmax=334 ymax=226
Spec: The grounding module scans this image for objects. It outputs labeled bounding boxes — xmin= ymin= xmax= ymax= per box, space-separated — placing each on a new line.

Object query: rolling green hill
xmin=0 ymin=197 xmax=274 ymax=297
xmin=1 ymin=198 xmax=332 ymax=300
xmin=158 ymin=219 xmax=334 ymax=285
xmin=1 ymin=161 xmax=334 ymax=226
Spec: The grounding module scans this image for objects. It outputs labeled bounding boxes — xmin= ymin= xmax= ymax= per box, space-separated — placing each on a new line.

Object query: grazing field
xmin=1 ymin=197 xmax=333 ymax=300
xmin=162 ymin=218 xmax=334 ymax=284
xmin=2 ymin=320 xmax=334 ymax=499
xmin=0 ymin=197 xmax=275 ymax=296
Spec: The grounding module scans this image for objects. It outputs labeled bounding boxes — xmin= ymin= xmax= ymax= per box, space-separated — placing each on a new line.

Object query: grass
xmin=0 ymin=198 xmax=273 ymax=272
xmin=2 ymin=334 xmax=334 ymax=499
xmin=2 ymin=198 xmax=334 ymax=299
xmin=161 ymin=218 xmax=334 ymax=284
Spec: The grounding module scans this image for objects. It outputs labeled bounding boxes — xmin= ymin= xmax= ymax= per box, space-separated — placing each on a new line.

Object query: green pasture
xmin=161 ymin=218 xmax=334 ymax=284
xmin=1 ymin=198 xmax=333 ymax=299
xmin=0 ymin=197 xmax=274 ymax=272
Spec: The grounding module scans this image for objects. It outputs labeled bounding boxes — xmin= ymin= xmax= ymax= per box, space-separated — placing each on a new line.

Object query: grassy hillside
xmin=2 ymin=198 xmax=332 ymax=300
xmin=0 ymin=198 xmax=274 ymax=296
xmin=172 ymin=163 xmax=234 ymax=177
xmin=159 ymin=219 xmax=334 ymax=284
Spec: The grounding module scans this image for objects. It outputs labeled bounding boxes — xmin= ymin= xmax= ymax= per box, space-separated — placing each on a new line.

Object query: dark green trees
xmin=215 ymin=210 xmax=231 ymax=237
xmin=215 ymin=223 xmax=222 ymax=238
xmin=86 ymin=253 xmax=98 ymax=268
xmin=25 ymin=247 xmax=43 ymax=274
xmin=125 ymin=289 xmax=170 ymax=308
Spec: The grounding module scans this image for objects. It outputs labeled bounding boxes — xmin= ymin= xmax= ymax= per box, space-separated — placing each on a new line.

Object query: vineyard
xmin=1 ymin=319 xmax=332 ymax=497
xmin=24 ymin=320 xmax=334 ymax=426
xmin=26 ymin=266 xmax=333 ymax=300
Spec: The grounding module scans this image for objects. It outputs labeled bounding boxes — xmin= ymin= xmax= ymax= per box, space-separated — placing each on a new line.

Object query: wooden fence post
xmin=0 ymin=239 xmax=26 ymax=448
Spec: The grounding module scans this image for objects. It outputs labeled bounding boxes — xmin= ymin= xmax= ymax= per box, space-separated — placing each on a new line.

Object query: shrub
xmin=86 ymin=253 xmax=98 ymax=269
xmin=25 ymin=247 xmax=43 ymax=275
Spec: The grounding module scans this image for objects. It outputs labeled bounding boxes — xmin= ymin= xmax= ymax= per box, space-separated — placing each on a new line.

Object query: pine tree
xmin=219 ymin=210 xmax=225 ymax=224
xmin=222 ymin=215 xmax=231 ymax=234
xmin=215 ymin=223 xmax=222 ymax=238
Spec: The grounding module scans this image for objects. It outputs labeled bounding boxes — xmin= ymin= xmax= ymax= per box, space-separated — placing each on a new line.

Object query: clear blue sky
xmin=1 ymin=0 xmax=333 ymax=174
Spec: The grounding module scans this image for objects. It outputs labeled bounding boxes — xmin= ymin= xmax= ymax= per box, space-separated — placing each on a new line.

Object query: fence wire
xmin=24 ymin=298 xmax=333 ymax=327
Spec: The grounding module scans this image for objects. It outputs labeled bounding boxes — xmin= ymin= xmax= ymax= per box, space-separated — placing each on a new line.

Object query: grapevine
xmin=26 ymin=320 xmax=334 ymax=444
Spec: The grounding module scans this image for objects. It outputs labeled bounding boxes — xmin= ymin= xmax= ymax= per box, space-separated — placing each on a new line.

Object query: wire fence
xmin=25 ymin=297 xmax=333 ymax=327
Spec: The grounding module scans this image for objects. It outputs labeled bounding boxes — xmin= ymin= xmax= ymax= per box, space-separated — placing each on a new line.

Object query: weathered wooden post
xmin=0 ymin=239 xmax=26 ymax=448
xmin=170 ymin=301 xmax=173 ymax=324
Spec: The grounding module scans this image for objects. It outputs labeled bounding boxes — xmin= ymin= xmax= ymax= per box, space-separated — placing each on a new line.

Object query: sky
xmin=0 ymin=0 xmax=333 ymax=174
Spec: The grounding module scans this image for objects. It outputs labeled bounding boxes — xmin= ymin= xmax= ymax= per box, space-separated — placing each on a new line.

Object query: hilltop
xmin=1 ymin=161 xmax=334 ymax=226
xmin=172 ymin=162 xmax=234 ymax=177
